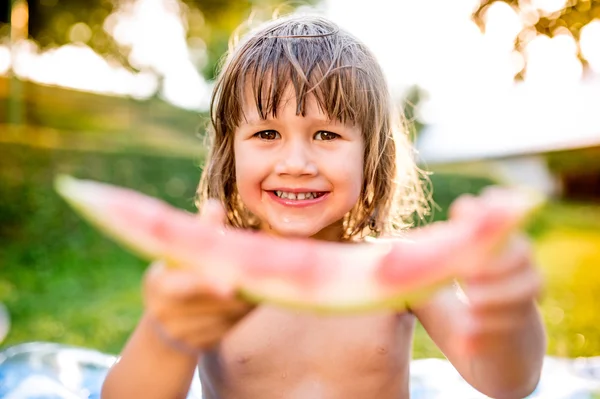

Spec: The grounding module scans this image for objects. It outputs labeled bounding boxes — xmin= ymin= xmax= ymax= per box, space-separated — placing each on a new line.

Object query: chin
xmin=268 ymin=221 xmax=326 ymax=239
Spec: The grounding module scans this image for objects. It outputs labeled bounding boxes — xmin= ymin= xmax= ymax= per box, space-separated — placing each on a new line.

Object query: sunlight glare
xmin=105 ymin=0 xmax=210 ymax=109
xmin=531 ymin=0 xmax=568 ymax=15
xmin=11 ymin=0 xmax=599 ymax=128
xmin=580 ymin=19 xmax=600 ymax=74
xmin=484 ymin=1 xmax=523 ymax=51
xmin=481 ymin=2 xmax=526 ymax=84
xmin=11 ymin=41 xmax=158 ymax=98
xmin=524 ymin=32 xmax=582 ymax=85
xmin=0 ymin=46 xmax=11 ymax=75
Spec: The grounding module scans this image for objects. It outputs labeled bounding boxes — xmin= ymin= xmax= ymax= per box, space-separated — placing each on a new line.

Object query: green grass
xmin=0 ymin=143 xmax=204 ymax=354
xmin=2 ymin=142 xmax=600 ymax=359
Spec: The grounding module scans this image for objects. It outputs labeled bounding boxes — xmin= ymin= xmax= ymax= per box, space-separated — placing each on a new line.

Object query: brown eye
xmin=254 ymin=130 xmax=280 ymax=140
xmin=314 ymin=131 xmax=339 ymax=141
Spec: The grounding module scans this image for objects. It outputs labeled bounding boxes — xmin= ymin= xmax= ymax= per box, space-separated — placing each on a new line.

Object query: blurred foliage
xmin=475 ymin=0 xmax=600 ymax=77
xmin=0 ymin=77 xmax=206 ymax=156
xmin=0 ymin=0 xmax=318 ymax=80
xmin=26 ymin=0 xmax=124 ymax=64
xmin=2 ymin=142 xmax=600 ymax=360
xmin=423 ymin=172 xmax=498 ymax=223
xmin=181 ymin=0 xmax=321 ymax=79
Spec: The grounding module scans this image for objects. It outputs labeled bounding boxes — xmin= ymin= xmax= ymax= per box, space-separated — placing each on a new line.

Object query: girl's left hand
xmin=460 ymin=235 xmax=542 ymax=348
xmin=449 ymin=191 xmax=544 ymax=352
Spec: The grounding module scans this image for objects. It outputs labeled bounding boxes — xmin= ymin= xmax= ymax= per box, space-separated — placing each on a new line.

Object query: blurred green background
xmin=1 ymin=0 xmax=600 ymax=360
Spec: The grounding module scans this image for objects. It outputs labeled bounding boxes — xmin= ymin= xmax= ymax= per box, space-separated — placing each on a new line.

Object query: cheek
xmin=327 ymin=148 xmax=364 ymax=204
xmin=347 ymin=162 xmax=364 ymax=202
xmin=344 ymin=143 xmax=365 ymax=191
xmin=234 ymin=141 xmax=266 ymax=204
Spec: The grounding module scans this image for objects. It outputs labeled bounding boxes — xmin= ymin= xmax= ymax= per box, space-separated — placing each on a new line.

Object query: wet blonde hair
xmin=197 ymin=13 xmax=430 ymax=240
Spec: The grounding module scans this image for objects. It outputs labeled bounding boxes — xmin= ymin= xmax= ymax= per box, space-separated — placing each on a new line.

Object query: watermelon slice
xmin=54 ymin=175 xmax=544 ymax=314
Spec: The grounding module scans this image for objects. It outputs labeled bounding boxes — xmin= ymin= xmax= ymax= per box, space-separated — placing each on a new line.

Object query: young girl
xmin=102 ymin=14 xmax=546 ymax=399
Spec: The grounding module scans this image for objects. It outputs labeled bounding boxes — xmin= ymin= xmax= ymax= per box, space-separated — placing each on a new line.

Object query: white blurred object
xmin=416 ymin=79 xmax=600 ymax=164
xmin=410 ymin=356 xmax=600 ymax=398
xmin=2 ymin=342 xmax=600 ymax=398
xmin=3 ymin=375 xmax=82 ymax=399
xmin=0 ymin=302 xmax=9 ymax=344
xmin=492 ymin=156 xmax=560 ymax=197
xmin=11 ymin=41 xmax=158 ymax=99
xmin=0 ymin=342 xmax=117 ymax=398
xmin=325 ymin=0 xmax=600 ymax=175
xmin=580 ymin=20 xmax=600 ymax=74
xmin=105 ymin=0 xmax=211 ymax=110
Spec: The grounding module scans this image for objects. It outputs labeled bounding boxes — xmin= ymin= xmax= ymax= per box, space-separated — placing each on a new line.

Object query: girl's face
xmin=234 ymin=87 xmax=364 ymax=241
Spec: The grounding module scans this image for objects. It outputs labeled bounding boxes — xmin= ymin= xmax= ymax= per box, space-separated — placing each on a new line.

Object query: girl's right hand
xmin=141 ymin=199 xmax=253 ymax=355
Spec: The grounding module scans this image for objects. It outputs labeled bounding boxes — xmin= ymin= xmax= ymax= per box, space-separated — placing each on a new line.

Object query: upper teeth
xmin=275 ymin=191 xmax=319 ymax=200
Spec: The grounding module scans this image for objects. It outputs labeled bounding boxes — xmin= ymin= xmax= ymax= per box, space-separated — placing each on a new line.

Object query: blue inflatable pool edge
xmin=2 ymin=342 xmax=600 ymax=398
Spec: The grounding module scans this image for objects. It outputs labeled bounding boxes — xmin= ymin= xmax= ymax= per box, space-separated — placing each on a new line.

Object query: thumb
xmin=199 ymin=198 xmax=227 ymax=228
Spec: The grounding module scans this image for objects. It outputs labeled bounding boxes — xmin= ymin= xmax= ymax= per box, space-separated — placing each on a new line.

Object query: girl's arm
xmin=101 ymin=261 xmax=251 ymax=399
xmin=101 ymin=200 xmax=251 ymax=399
xmin=101 ymin=314 xmax=199 ymax=399
xmin=410 ymin=188 xmax=546 ymax=398
xmin=413 ymin=285 xmax=546 ymax=399
xmin=101 ymin=266 xmax=250 ymax=398
xmin=412 ymin=229 xmax=546 ymax=398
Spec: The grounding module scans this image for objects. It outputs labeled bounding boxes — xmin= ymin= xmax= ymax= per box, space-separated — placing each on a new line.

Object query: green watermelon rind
xmin=55 ymin=174 xmax=174 ymax=264
xmin=237 ymin=278 xmax=456 ymax=314
xmin=54 ymin=174 xmax=547 ymax=314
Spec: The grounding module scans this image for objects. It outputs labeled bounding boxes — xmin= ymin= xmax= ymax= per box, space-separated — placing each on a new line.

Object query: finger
xmin=463 ymin=234 xmax=532 ymax=283
xmin=457 ymin=306 xmax=534 ymax=355
xmin=148 ymin=314 xmax=236 ymax=354
xmin=222 ymin=303 xmax=255 ymax=323
xmin=199 ymin=198 xmax=227 ymax=228
xmin=174 ymin=312 xmax=248 ymax=348
xmin=449 ymin=189 xmax=508 ymax=221
xmin=144 ymin=261 xmax=230 ymax=300
xmin=182 ymin=297 xmax=253 ymax=316
xmin=449 ymin=200 xmax=515 ymax=247
xmin=470 ymin=300 xmax=539 ymax=337
xmin=377 ymin=218 xmax=499 ymax=287
xmin=144 ymin=261 xmax=198 ymax=298
xmin=449 ymin=187 xmax=536 ymax=231
xmin=464 ymin=267 xmax=543 ymax=313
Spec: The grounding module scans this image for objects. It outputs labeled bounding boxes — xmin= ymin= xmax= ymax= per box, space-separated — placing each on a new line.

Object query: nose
xmin=274 ymin=139 xmax=318 ymax=176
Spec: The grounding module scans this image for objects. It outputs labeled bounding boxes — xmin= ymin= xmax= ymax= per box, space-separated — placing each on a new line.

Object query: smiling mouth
xmin=272 ymin=191 xmax=328 ymax=200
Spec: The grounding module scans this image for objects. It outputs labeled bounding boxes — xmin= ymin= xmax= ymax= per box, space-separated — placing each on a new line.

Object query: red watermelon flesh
xmin=54 ymin=175 xmax=543 ymax=313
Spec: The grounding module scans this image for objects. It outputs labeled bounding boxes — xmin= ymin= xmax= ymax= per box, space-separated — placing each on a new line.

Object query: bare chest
xmin=199 ymin=306 xmax=415 ymax=398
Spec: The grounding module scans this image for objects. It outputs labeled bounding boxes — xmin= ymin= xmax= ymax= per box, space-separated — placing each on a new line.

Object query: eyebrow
xmin=239 ymin=117 xmax=270 ymax=127
xmin=240 ymin=114 xmax=339 ymax=127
